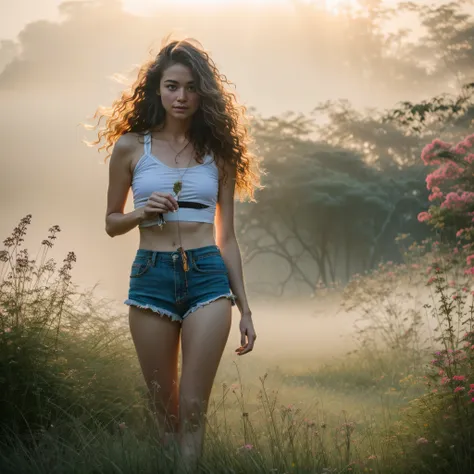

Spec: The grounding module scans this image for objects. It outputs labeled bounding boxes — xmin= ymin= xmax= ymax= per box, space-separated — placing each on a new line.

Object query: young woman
xmin=90 ymin=38 xmax=260 ymax=471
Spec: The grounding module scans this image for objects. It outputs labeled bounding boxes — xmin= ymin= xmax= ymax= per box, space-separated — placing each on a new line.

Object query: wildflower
xmin=368 ymin=455 xmax=377 ymax=460
xmin=418 ymin=212 xmax=431 ymax=223
xmin=118 ymin=422 xmax=126 ymax=431
xmin=416 ymin=437 xmax=429 ymax=445
xmin=243 ymin=444 xmax=253 ymax=450
xmin=454 ymin=386 xmax=465 ymax=393
xmin=452 ymin=375 xmax=465 ymax=381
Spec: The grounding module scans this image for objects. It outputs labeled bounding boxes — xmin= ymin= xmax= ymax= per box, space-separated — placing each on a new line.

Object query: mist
xmin=0 ymin=0 xmax=467 ymax=314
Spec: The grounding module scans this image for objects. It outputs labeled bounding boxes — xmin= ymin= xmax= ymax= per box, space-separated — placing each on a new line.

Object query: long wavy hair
xmin=88 ymin=38 xmax=262 ymax=201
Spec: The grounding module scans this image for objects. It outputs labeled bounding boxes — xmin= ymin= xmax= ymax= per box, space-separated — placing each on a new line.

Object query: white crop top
xmin=131 ymin=132 xmax=219 ymax=228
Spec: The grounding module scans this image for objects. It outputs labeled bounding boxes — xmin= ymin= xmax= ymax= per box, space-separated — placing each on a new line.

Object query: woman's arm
xmin=105 ymin=134 xmax=146 ymax=237
xmin=215 ymin=162 xmax=257 ymax=355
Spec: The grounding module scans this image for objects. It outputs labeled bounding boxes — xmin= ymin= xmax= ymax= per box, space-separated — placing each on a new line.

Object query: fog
xmin=0 ymin=0 xmax=462 ymax=337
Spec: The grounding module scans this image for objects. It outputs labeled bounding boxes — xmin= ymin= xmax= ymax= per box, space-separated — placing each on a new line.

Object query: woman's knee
xmin=179 ymin=396 xmax=207 ymax=428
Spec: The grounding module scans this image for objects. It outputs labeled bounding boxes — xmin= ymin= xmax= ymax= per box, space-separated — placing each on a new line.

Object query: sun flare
xmin=323 ymin=0 xmax=360 ymax=14
xmin=126 ymin=0 xmax=361 ymax=15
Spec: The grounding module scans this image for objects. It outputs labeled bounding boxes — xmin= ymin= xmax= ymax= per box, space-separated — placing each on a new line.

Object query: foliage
xmin=0 ymin=216 xmax=145 ymax=437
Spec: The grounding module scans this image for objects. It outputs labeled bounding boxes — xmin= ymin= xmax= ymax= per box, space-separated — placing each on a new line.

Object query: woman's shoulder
xmin=114 ymin=132 xmax=145 ymax=152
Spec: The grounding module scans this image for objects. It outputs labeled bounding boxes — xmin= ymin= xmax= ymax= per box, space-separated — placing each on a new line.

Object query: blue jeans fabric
xmin=124 ymin=245 xmax=236 ymax=322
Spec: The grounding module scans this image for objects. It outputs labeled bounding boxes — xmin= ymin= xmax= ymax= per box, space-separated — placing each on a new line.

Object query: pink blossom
xmin=429 ymin=191 xmax=444 ymax=201
xmin=454 ymin=386 xmax=465 ymax=393
xmin=464 ymin=267 xmax=474 ymax=275
xmin=441 ymin=191 xmax=474 ymax=210
xmin=427 ymin=277 xmax=436 ymax=284
xmin=418 ymin=212 xmax=431 ymax=223
xmin=421 ymin=139 xmax=452 ymax=165
xmin=467 ymin=255 xmax=474 ymax=266
xmin=456 ymin=229 xmax=465 ymax=237
xmin=426 ymin=161 xmax=465 ymax=189
xmin=452 ymin=375 xmax=466 ymax=381
xmin=465 ymin=153 xmax=474 ymax=164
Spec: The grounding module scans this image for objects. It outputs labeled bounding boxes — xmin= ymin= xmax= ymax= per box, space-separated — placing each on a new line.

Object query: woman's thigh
xmin=129 ymin=306 xmax=181 ymax=412
xmin=179 ymin=298 xmax=232 ymax=418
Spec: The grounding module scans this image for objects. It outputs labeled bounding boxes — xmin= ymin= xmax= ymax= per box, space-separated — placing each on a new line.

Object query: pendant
xmin=178 ymin=246 xmax=189 ymax=272
xmin=173 ymin=180 xmax=182 ymax=197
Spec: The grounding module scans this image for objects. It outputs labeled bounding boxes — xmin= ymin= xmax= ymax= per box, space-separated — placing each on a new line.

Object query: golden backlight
xmin=131 ymin=0 xmax=360 ymax=15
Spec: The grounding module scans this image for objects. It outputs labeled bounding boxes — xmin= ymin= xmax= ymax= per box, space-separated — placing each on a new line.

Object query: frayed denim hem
xmin=124 ymin=299 xmax=182 ymax=323
xmin=182 ymin=293 xmax=237 ymax=320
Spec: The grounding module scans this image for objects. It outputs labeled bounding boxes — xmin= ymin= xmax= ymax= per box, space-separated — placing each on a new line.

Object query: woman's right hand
xmin=142 ymin=192 xmax=179 ymax=220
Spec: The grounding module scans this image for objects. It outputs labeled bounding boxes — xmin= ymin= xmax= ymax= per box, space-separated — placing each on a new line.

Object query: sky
xmin=0 ymin=0 xmax=469 ymax=307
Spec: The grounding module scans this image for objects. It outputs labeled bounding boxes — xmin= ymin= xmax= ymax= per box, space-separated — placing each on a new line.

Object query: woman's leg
xmin=129 ymin=306 xmax=181 ymax=441
xmin=178 ymin=298 xmax=232 ymax=471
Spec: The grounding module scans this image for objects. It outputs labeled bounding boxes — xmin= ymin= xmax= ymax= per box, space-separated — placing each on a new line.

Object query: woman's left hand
xmin=235 ymin=315 xmax=257 ymax=356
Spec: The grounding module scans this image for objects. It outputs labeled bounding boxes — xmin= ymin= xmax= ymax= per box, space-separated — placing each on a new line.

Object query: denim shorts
xmin=124 ymin=245 xmax=236 ymax=322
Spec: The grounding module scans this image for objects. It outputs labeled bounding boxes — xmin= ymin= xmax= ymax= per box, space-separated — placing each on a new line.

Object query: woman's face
xmin=158 ymin=63 xmax=200 ymax=121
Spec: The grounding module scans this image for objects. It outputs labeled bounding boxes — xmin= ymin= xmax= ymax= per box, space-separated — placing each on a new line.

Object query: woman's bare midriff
xmin=138 ymin=221 xmax=216 ymax=252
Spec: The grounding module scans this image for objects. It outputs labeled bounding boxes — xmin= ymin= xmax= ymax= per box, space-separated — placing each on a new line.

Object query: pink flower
xmin=421 ymin=139 xmax=452 ymax=165
xmin=426 ymin=161 xmax=465 ymax=189
xmin=467 ymin=255 xmax=474 ymax=266
xmin=243 ymin=444 xmax=253 ymax=450
xmin=427 ymin=277 xmax=436 ymax=284
xmin=454 ymin=386 xmax=465 ymax=393
xmin=465 ymin=153 xmax=474 ymax=164
xmin=441 ymin=191 xmax=474 ymax=210
xmin=452 ymin=375 xmax=466 ymax=381
xmin=418 ymin=212 xmax=431 ymax=223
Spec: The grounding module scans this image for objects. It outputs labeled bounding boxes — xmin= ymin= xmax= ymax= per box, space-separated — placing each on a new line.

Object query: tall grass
xmin=0 ymin=215 xmax=472 ymax=473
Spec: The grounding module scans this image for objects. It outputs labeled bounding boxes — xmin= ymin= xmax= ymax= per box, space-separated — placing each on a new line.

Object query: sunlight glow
xmin=126 ymin=0 xmax=361 ymax=15
xmin=324 ymin=0 xmax=360 ymax=14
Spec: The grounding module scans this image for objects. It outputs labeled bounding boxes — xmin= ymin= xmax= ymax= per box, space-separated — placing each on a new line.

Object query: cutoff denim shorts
xmin=124 ymin=245 xmax=236 ymax=322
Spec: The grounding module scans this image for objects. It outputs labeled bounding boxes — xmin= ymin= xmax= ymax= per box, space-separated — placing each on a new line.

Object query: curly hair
xmin=87 ymin=38 xmax=262 ymax=201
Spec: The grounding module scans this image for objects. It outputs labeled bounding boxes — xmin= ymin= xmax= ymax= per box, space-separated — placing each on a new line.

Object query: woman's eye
xmin=167 ymin=85 xmax=176 ymax=90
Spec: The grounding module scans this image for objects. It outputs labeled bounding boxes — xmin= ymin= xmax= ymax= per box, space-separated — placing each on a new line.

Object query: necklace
xmin=167 ymin=138 xmax=190 ymax=164
xmin=173 ymin=153 xmax=195 ymax=273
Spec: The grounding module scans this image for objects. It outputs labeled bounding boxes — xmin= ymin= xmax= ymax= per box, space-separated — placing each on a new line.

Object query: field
xmin=0 ymin=217 xmax=473 ymax=474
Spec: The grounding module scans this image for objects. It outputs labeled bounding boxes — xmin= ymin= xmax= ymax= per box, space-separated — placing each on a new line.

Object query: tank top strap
xmin=143 ymin=132 xmax=152 ymax=155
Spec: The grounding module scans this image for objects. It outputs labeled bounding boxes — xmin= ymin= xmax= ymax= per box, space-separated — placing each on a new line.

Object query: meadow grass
xmin=0 ymin=216 xmax=472 ymax=474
